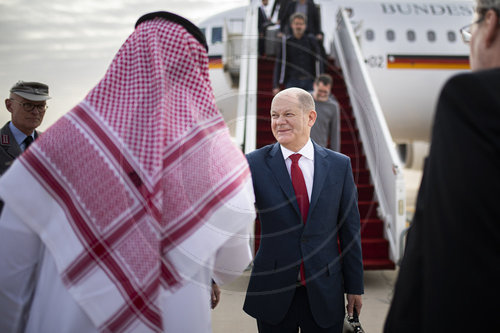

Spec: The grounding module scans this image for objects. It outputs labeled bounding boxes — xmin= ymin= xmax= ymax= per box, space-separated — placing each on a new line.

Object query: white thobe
xmin=0 ymin=174 xmax=254 ymax=333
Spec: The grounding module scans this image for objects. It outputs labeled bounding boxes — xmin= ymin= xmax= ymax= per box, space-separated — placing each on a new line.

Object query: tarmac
xmin=211 ymin=168 xmax=423 ymax=333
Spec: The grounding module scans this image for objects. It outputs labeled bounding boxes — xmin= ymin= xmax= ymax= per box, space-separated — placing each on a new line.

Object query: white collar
xmin=280 ymin=139 xmax=314 ymax=161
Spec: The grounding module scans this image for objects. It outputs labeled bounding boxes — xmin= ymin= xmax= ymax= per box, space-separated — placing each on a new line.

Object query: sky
xmin=0 ymin=0 xmax=248 ymax=128
xmin=0 ymin=0 xmax=472 ymax=129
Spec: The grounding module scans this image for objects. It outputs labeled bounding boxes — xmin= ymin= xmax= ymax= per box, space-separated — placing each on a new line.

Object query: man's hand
xmin=272 ymin=87 xmax=280 ymax=95
xmin=346 ymin=294 xmax=362 ymax=317
xmin=211 ymin=282 xmax=221 ymax=309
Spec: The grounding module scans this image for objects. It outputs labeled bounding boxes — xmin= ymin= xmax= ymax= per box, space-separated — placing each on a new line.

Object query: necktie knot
xmin=23 ymin=135 xmax=34 ymax=149
xmin=290 ymin=153 xmax=302 ymax=164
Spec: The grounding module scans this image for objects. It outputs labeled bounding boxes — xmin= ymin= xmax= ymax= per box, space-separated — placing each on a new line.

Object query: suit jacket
xmin=0 ymin=122 xmax=39 ymax=176
xmin=243 ymin=141 xmax=364 ymax=328
xmin=384 ymin=69 xmax=500 ymax=332
xmin=271 ymin=0 xmax=292 ymax=24
xmin=273 ymin=33 xmax=323 ymax=88
xmin=280 ymin=0 xmax=321 ymax=36
xmin=258 ymin=6 xmax=272 ymax=35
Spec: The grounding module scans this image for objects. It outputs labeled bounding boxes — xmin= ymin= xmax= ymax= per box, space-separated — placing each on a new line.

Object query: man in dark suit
xmin=280 ymin=0 xmax=321 ymax=39
xmin=384 ymin=1 xmax=500 ymax=332
xmin=1 ymin=81 xmax=50 ymax=175
xmin=273 ymin=13 xmax=323 ymax=95
xmin=243 ymin=87 xmax=363 ymax=332
xmin=258 ymin=0 xmax=273 ymax=55
xmin=271 ymin=0 xmax=292 ymax=25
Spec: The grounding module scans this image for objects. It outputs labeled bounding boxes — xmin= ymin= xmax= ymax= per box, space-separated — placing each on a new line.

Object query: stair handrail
xmin=332 ymin=8 xmax=406 ymax=263
xmin=223 ymin=16 xmax=245 ymax=76
xmin=235 ymin=1 xmax=258 ymax=153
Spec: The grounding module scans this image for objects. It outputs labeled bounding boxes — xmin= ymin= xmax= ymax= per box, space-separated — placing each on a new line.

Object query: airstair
xmin=234 ymin=4 xmax=406 ymax=269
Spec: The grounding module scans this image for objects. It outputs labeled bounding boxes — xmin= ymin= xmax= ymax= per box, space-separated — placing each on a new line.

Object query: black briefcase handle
xmin=343 ymin=308 xmax=365 ymax=333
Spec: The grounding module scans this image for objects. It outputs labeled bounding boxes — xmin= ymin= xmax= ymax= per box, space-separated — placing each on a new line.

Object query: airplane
xmin=199 ymin=0 xmax=474 ymax=169
xmin=198 ymin=0 xmax=474 ymax=269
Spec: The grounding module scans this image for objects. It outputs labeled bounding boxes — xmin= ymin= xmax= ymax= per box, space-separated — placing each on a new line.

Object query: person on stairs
xmin=310 ymin=74 xmax=340 ymax=152
xmin=273 ymin=12 xmax=323 ymax=95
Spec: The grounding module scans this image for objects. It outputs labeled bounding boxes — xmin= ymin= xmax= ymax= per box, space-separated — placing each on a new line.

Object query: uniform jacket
xmin=243 ymin=141 xmax=364 ymax=328
xmin=0 ymin=122 xmax=39 ymax=175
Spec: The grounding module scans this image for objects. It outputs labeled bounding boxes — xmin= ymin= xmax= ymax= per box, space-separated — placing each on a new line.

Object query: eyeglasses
xmin=460 ymin=17 xmax=484 ymax=43
xmin=10 ymin=99 xmax=48 ymax=112
xmin=460 ymin=8 xmax=500 ymax=43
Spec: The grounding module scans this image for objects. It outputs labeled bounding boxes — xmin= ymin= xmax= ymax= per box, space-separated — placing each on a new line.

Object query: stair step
xmin=340 ymin=112 xmax=354 ymax=119
xmin=341 ymin=140 xmax=363 ymax=155
xmin=252 ymin=57 xmax=395 ymax=270
xmin=256 ymin=121 xmax=272 ymax=129
xmin=358 ymin=201 xmax=379 ymax=219
xmin=257 ymin=139 xmax=276 ymax=148
xmin=339 ymin=105 xmax=353 ymax=117
xmin=341 ymin=127 xmax=359 ymax=139
xmin=361 ymin=238 xmax=390 ymax=259
xmin=349 ymin=155 xmax=366 ymax=170
xmin=360 ymin=218 xmax=384 ymax=238
xmin=352 ymin=169 xmax=371 ymax=184
xmin=336 ymin=95 xmax=351 ymax=107
xmin=357 ymin=184 xmax=374 ymax=201
xmin=256 ymin=131 xmax=275 ymax=143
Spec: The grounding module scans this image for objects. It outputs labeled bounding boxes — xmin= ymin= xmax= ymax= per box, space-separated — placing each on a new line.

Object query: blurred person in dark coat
xmin=384 ymin=1 xmax=500 ymax=332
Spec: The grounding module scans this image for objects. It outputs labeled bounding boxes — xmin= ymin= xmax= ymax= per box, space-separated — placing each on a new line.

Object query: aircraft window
xmin=386 ymin=29 xmax=395 ymax=41
xmin=427 ymin=31 xmax=436 ymax=42
xmin=200 ymin=28 xmax=206 ymax=38
xmin=447 ymin=31 xmax=457 ymax=42
xmin=407 ymin=30 xmax=416 ymax=42
xmin=212 ymin=27 xmax=223 ymax=44
xmin=365 ymin=29 xmax=375 ymax=41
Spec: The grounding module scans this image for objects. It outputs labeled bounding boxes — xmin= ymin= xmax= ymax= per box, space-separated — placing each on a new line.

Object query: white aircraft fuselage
xmin=199 ymin=0 xmax=474 ymax=164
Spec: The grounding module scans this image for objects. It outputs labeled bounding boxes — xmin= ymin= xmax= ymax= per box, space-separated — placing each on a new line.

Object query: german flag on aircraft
xmin=209 ymin=55 xmax=223 ymax=69
xmin=387 ymin=54 xmax=470 ymax=70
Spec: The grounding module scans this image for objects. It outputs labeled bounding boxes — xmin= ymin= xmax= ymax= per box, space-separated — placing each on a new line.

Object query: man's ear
xmin=5 ymin=99 xmax=12 ymax=113
xmin=308 ymin=110 xmax=317 ymax=127
xmin=484 ymin=9 xmax=499 ymax=47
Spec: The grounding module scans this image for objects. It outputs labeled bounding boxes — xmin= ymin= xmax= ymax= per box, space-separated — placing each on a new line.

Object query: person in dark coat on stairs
xmin=258 ymin=0 xmax=274 ymax=56
xmin=270 ymin=0 xmax=292 ymax=25
xmin=279 ymin=0 xmax=321 ymax=39
xmin=273 ymin=12 xmax=323 ymax=95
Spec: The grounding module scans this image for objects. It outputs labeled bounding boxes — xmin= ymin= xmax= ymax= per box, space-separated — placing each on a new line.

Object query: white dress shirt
xmin=280 ymin=138 xmax=315 ymax=201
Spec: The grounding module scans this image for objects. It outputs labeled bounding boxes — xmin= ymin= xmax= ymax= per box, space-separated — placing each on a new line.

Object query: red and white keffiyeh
xmin=2 ymin=15 xmax=254 ymax=332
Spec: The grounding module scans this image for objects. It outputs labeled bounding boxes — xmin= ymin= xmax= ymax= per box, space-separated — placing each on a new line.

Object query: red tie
xmin=290 ymin=154 xmax=309 ymax=286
